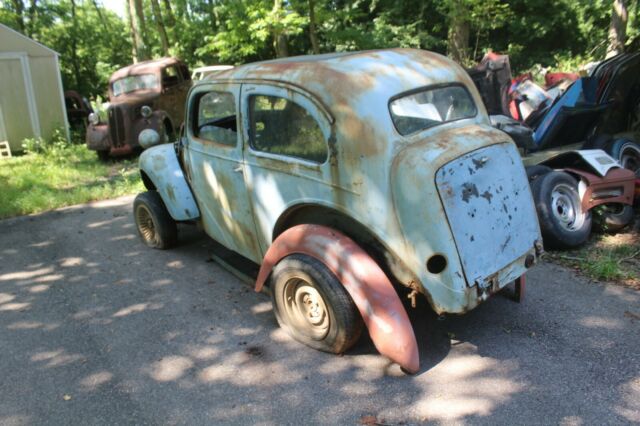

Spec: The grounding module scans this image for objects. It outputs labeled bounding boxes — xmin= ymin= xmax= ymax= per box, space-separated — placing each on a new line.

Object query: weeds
xmin=1 ymin=133 xmax=143 ymax=219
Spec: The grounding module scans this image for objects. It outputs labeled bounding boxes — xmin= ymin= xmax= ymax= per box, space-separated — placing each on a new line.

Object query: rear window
xmin=389 ymin=85 xmax=477 ymax=136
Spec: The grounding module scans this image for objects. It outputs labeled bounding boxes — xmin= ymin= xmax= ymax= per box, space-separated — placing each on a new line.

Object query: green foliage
xmin=1 ymin=0 xmax=639 ymax=97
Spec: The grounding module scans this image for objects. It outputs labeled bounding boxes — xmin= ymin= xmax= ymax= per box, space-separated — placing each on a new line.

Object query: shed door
xmin=0 ymin=58 xmax=35 ymax=151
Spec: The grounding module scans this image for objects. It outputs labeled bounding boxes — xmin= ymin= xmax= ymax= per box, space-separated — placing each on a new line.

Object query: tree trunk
xmin=162 ymin=0 xmax=175 ymax=26
xmin=606 ymin=0 xmax=628 ymax=58
xmin=150 ymin=0 xmax=170 ymax=55
xmin=127 ymin=0 xmax=147 ymax=63
xmin=308 ymin=0 xmax=320 ymax=54
xmin=27 ymin=0 xmax=37 ymax=37
xmin=10 ymin=0 xmax=25 ymax=33
xmin=446 ymin=0 xmax=469 ymax=65
xmin=91 ymin=0 xmax=110 ymax=32
xmin=69 ymin=0 xmax=82 ymax=90
xmin=273 ymin=0 xmax=289 ymax=58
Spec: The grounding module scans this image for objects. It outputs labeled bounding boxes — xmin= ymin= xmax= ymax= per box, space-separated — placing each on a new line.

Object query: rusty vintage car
xmin=86 ymin=57 xmax=191 ymax=160
xmin=132 ymin=49 xmax=543 ymax=373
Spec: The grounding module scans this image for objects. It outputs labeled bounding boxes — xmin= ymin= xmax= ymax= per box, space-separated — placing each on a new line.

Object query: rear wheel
xmin=133 ymin=191 xmax=177 ymax=249
xmin=270 ymin=254 xmax=363 ymax=354
xmin=531 ymin=171 xmax=592 ymax=249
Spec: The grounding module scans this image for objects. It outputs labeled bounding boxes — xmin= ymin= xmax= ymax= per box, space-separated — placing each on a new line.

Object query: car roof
xmin=193 ymin=65 xmax=234 ymax=73
xmin=110 ymin=57 xmax=184 ymax=83
xmin=205 ymin=48 xmax=472 ymax=107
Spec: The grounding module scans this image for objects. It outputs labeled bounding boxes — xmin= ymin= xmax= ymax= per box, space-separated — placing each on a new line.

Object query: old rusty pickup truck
xmin=86 ymin=57 xmax=191 ymax=160
xmin=132 ymin=49 xmax=543 ymax=373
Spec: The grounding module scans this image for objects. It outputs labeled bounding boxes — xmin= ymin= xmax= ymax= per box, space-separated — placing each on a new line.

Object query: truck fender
xmin=255 ymin=224 xmax=419 ymax=373
xmin=139 ymin=144 xmax=200 ymax=221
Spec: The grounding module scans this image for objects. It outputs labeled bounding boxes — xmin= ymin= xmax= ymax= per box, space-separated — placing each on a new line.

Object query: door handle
xmin=233 ymin=165 xmax=243 ymax=173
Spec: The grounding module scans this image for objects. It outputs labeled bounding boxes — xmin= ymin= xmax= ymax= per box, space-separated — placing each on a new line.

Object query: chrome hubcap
xmin=283 ymin=278 xmax=329 ymax=340
xmin=551 ymin=183 xmax=586 ymax=232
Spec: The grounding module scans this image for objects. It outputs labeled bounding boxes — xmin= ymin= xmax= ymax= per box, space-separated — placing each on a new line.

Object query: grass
xmin=547 ymin=230 xmax=640 ymax=290
xmin=0 ymin=144 xmax=143 ymax=220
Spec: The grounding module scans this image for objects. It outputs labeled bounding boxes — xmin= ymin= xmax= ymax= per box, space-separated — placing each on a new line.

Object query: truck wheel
xmin=270 ymin=254 xmax=363 ymax=354
xmin=133 ymin=191 xmax=177 ymax=249
xmin=597 ymin=204 xmax=635 ymax=233
xmin=607 ymin=138 xmax=640 ymax=177
xmin=526 ymin=165 xmax=553 ymax=182
xmin=531 ymin=171 xmax=592 ymax=249
xmin=96 ymin=150 xmax=110 ymax=162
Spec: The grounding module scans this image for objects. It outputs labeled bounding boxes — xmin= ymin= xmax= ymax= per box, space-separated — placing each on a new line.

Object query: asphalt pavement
xmin=0 ymin=195 xmax=638 ymax=425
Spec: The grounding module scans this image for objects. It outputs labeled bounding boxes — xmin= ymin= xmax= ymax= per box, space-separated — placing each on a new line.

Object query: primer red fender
xmin=255 ymin=224 xmax=420 ymax=373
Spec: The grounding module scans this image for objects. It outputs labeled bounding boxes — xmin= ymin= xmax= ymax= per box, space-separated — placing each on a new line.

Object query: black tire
xmin=596 ymin=204 xmax=635 ymax=233
xmin=526 ymin=165 xmax=553 ymax=182
xmin=531 ymin=171 xmax=592 ymax=249
xmin=96 ymin=150 xmax=110 ymax=162
xmin=270 ymin=253 xmax=364 ymax=354
xmin=133 ymin=191 xmax=177 ymax=249
xmin=606 ymin=138 xmax=640 ymax=177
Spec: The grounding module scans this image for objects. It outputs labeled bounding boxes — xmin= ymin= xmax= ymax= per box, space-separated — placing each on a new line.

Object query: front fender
xmin=139 ymin=144 xmax=200 ymax=221
xmin=86 ymin=124 xmax=110 ymax=151
xmin=255 ymin=224 xmax=419 ymax=373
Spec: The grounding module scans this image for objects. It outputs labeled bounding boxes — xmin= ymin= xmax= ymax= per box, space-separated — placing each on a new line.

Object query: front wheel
xmin=133 ymin=191 xmax=177 ymax=249
xmin=270 ymin=254 xmax=363 ymax=354
xmin=531 ymin=171 xmax=592 ymax=249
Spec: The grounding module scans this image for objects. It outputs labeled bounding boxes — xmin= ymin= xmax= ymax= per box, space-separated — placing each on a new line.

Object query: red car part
xmin=254 ymin=224 xmax=420 ymax=374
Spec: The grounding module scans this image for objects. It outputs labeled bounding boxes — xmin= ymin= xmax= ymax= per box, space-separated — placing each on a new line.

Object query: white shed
xmin=0 ymin=24 xmax=69 ymax=153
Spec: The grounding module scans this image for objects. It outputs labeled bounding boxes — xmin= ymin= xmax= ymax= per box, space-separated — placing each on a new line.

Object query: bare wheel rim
xmin=136 ymin=205 xmax=157 ymax=244
xmin=620 ymin=144 xmax=640 ymax=177
xmin=282 ymin=277 xmax=330 ymax=340
xmin=551 ymin=183 xmax=586 ymax=232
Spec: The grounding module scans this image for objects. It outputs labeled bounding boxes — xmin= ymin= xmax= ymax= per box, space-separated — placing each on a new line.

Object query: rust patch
xmin=461 ymin=183 xmax=479 ymax=203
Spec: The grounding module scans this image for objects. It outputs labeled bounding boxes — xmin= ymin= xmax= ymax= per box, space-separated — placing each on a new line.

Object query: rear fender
xmin=255 ymin=224 xmax=419 ymax=373
xmin=139 ymin=144 xmax=200 ymax=221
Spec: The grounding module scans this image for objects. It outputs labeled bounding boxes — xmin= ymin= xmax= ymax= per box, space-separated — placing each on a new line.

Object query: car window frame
xmin=241 ymin=83 xmax=333 ymax=166
xmin=186 ymin=84 xmax=240 ymax=149
xmin=387 ymin=82 xmax=479 ymax=137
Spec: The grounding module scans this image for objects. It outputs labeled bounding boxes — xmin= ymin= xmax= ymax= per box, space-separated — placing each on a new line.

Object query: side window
xmin=162 ymin=66 xmax=181 ymax=88
xmin=195 ymin=91 xmax=237 ymax=146
xmin=249 ymin=95 xmax=327 ymax=163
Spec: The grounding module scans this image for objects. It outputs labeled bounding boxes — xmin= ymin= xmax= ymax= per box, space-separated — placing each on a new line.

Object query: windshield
xmin=389 ymin=85 xmax=477 ymax=136
xmin=111 ymin=74 xmax=159 ymax=97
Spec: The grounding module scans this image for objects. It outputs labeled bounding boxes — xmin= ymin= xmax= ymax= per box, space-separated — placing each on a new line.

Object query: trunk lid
xmin=436 ymin=142 xmax=540 ymax=286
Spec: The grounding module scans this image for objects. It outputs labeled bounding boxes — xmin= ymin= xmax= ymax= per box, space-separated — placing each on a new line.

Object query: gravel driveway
xmin=0 ymin=195 xmax=638 ymax=425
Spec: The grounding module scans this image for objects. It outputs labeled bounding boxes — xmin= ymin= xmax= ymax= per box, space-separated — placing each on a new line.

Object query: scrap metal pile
xmin=468 ymin=52 xmax=640 ymax=248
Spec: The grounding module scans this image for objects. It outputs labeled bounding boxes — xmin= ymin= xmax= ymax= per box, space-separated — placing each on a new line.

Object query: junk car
xmin=133 ymin=49 xmax=543 ymax=373
xmin=470 ymin=53 xmax=638 ymax=248
xmin=86 ymin=57 xmax=191 ymax=160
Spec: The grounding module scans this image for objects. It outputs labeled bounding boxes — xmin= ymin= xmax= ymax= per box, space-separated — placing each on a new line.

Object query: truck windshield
xmin=112 ymin=74 xmax=159 ymax=97
xmin=389 ymin=85 xmax=477 ymax=136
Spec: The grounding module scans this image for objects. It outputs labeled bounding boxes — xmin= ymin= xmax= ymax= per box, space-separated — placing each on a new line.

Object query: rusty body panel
xmin=255 ymin=224 xmax=419 ymax=373
xmin=565 ymin=167 xmax=635 ymax=210
xmin=141 ymin=49 xmax=543 ymax=370
xmin=86 ymin=57 xmax=191 ymax=157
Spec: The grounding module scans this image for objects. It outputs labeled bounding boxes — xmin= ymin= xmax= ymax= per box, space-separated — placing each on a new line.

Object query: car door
xmin=240 ymin=83 xmax=335 ymax=254
xmin=183 ymin=82 xmax=263 ymax=262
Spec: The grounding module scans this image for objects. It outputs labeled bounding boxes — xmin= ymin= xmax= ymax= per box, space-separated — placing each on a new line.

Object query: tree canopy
xmin=1 ymin=0 xmax=638 ymax=99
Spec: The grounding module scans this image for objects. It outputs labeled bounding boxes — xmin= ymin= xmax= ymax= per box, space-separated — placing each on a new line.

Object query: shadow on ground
xmin=0 ymin=196 xmax=638 ymax=424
